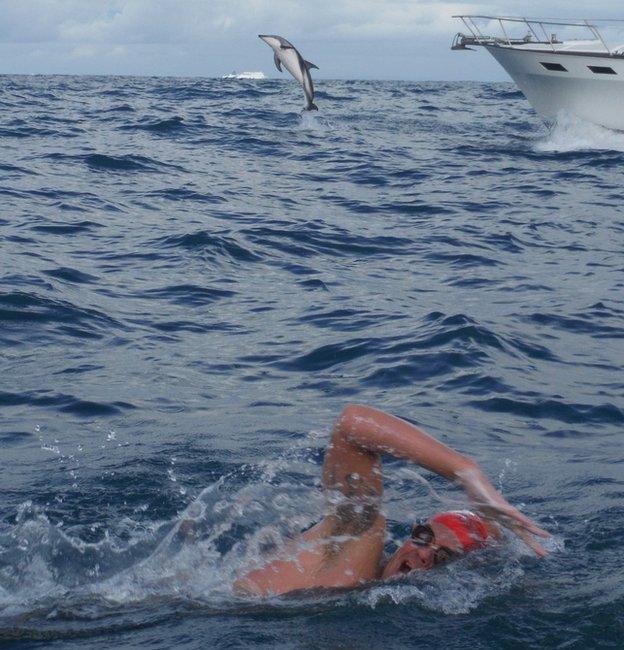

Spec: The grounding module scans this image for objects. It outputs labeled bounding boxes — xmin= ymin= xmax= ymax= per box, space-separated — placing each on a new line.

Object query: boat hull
xmin=485 ymin=46 xmax=624 ymax=130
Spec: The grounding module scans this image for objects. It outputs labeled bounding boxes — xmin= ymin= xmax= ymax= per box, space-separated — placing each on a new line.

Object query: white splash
xmin=536 ymin=112 xmax=624 ymax=153
xmin=300 ymin=110 xmax=332 ymax=132
xmin=0 ymin=432 xmax=559 ymax=626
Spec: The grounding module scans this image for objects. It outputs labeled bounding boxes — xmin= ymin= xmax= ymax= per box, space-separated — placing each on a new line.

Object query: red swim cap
xmin=430 ymin=511 xmax=489 ymax=553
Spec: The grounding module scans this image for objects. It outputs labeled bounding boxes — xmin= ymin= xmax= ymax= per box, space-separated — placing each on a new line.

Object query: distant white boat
xmin=452 ymin=15 xmax=624 ymax=131
xmin=221 ymin=71 xmax=266 ymax=80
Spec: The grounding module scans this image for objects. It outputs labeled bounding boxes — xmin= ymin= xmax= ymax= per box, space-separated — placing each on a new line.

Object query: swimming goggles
xmin=410 ymin=522 xmax=456 ymax=565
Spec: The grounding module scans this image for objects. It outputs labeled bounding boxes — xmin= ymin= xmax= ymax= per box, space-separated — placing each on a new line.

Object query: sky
xmin=1 ymin=0 xmax=624 ymax=80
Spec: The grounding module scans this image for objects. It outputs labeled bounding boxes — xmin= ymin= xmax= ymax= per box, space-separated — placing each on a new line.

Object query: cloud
xmin=0 ymin=1 xmax=602 ymax=44
xmin=1 ymin=1 xmax=623 ymax=44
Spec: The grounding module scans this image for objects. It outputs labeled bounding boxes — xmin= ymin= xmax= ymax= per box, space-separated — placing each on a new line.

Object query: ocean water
xmin=0 ymin=75 xmax=623 ymax=649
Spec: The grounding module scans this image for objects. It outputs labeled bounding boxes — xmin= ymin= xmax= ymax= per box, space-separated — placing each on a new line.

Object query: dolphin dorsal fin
xmin=273 ymin=52 xmax=282 ymax=72
xmin=304 ymin=60 xmax=319 ymax=70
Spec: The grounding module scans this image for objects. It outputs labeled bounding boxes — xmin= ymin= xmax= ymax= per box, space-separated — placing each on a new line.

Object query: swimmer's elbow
xmin=335 ymin=404 xmax=369 ymax=435
xmin=338 ymin=403 xmax=362 ymax=422
xmin=454 ymin=458 xmax=483 ymax=483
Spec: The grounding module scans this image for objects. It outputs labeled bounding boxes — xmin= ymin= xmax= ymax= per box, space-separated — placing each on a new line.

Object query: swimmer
xmin=235 ymin=404 xmax=550 ymax=596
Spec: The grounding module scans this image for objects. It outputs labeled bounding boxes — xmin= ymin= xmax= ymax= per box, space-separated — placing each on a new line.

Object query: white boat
xmin=221 ymin=71 xmax=266 ymax=80
xmin=452 ymin=16 xmax=624 ymax=130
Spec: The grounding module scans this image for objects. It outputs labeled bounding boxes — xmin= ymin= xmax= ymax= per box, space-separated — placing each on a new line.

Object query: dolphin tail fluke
xmin=305 ymin=102 xmax=319 ymax=112
xmin=304 ymin=60 xmax=319 ymax=70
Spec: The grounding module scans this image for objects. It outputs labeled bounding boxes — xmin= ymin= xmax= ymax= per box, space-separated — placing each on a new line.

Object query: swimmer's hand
xmin=457 ymin=465 xmax=551 ymax=557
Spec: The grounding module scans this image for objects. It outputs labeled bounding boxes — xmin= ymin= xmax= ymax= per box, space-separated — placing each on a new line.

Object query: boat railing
xmin=452 ymin=15 xmax=624 ymax=53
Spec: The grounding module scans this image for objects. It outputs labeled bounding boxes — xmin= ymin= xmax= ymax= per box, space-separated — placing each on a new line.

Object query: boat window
xmin=588 ymin=66 xmax=617 ymax=75
xmin=540 ymin=62 xmax=567 ymax=72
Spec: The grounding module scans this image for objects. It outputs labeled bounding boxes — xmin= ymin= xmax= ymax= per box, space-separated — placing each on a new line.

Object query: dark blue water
xmin=1 ymin=75 xmax=623 ymax=648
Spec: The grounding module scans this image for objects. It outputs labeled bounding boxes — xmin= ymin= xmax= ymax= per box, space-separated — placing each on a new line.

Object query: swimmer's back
xmin=234 ymin=514 xmax=386 ymax=596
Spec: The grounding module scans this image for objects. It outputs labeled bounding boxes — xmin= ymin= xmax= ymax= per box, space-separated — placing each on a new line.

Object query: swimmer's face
xmin=381 ymin=518 xmax=463 ymax=579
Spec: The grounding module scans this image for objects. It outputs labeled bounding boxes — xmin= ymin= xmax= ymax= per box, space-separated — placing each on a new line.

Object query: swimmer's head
xmin=381 ymin=511 xmax=490 ymax=578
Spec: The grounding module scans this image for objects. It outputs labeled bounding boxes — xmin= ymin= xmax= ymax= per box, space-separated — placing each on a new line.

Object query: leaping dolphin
xmin=258 ymin=35 xmax=319 ymax=111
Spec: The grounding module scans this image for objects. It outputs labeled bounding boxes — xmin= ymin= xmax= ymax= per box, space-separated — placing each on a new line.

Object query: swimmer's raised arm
xmin=330 ymin=404 xmax=476 ymax=481
xmin=325 ymin=405 xmax=549 ymax=555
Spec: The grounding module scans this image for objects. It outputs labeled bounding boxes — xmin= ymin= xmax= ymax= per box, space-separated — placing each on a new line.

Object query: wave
xmin=536 ymin=113 xmax=624 ymax=153
xmin=83 ymin=153 xmax=183 ymax=172
xmin=527 ymin=311 xmax=624 ymax=339
xmin=0 ymin=430 xmax=32 ymax=446
xmin=43 ymin=267 xmax=99 ymax=284
xmin=0 ymin=162 xmax=38 ymax=176
xmin=0 ymin=390 xmax=135 ymax=417
xmin=155 ymin=231 xmax=261 ymax=263
xmin=424 ymin=251 xmax=501 ymax=268
xmin=150 ymin=319 xmax=238 ymax=334
xmin=140 ymin=284 xmax=236 ymax=306
xmin=0 ymin=125 xmax=59 ymax=138
xmin=102 ymin=103 xmax=135 ymax=113
xmin=243 ymin=224 xmax=414 ymax=259
xmin=0 ymin=290 xmax=123 ymax=344
xmin=469 ymin=397 xmax=623 ymax=425
xmin=119 ymin=116 xmax=189 ymax=134
xmin=144 ymin=188 xmax=226 ymax=203
xmin=30 ymin=220 xmax=103 ymax=235
xmin=273 ymin=313 xmax=511 ymax=376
